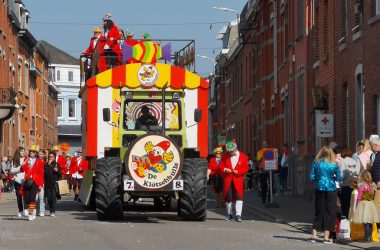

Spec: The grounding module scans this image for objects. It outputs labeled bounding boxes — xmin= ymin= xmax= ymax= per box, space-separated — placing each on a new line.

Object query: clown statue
xmin=207 ymin=147 xmax=224 ymax=208
xmin=219 ymin=140 xmax=249 ymax=222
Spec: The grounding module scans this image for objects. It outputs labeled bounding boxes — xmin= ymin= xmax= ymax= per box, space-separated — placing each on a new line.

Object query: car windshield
xmin=123 ymin=101 xmax=181 ymax=131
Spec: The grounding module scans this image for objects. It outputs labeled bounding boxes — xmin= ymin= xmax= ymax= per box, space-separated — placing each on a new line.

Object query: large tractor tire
xmin=178 ymin=158 xmax=208 ymax=221
xmin=95 ymin=157 xmax=123 ymax=220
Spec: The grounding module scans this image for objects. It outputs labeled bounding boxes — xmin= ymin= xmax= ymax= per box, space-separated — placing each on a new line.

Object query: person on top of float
xmin=101 ymin=13 xmax=121 ymax=70
xmin=82 ymin=26 xmax=103 ymax=56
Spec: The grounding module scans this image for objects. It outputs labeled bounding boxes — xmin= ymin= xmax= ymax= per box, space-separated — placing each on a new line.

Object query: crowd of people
xmin=309 ymin=135 xmax=380 ymax=244
xmin=0 ymin=145 xmax=88 ymax=221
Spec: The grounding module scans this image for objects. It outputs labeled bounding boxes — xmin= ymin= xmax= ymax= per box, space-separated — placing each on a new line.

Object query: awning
xmin=86 ymin=63 xmax=209 ymax=89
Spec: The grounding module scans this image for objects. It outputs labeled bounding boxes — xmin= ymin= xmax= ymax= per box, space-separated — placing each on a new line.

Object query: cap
xmin=156 ymin=141 xmax=170 ymax=152
xmin=126 ymin=30 xmax=134 ymax=37
xmin=213 ymin=147 xmax=223 ymax=154
xmin=53 ymin=145 xmax=59 ymax=151
xmin=103 ymin=13 xmax=113 ymax=21
xmin=142 ymin=33 xmax=151 ymax=40
xmin=29 ymin=145 xmax=39 ymax=152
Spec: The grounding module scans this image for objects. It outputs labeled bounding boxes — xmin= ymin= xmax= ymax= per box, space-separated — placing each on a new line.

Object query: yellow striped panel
xmin=125 ymin=63 xmax=141 ymax=88
xmin=155 ymin=64 xmax=171 ymax=88
xmin=185 ymin=70 xmax=200 ymax=89
xmin=96 ymin=69 xmax=112 ymax=88
xmin=112 ymin=88 xmax=120 ymax=146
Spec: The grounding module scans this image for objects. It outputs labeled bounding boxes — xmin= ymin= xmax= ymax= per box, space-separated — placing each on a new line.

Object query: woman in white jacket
xmin=10 ymin=147 xmax=28 ymax=217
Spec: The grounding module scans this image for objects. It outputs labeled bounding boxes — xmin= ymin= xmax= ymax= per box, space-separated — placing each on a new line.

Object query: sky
xmin=23 ymin=0 xmax=246 ymax=77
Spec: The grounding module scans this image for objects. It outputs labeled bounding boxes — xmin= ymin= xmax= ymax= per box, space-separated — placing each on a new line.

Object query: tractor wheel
xmin=178 ymin=158 xmax=208 ymax=221
xmin=95 ymin=157 xmax=123 ymax=220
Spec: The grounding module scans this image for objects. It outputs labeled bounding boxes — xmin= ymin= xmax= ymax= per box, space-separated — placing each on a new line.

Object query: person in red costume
xmin=70 ymin=148 xmax=89 ymax=201
xmin=124 ymin=30 xmax=138 ymax=64
xmin=219 ymin=140 xmax=248 ymax=222
xmin=101 ymin=13 xmax=121 ymax=70
xmin=207 ymin=147 xmax=224 ymax=208
xmin=53 ymin=145 xmax=67 ymax=180
xmin=20 ymin=145 xmax=45 ymax=221
xmin=82 ymin=26 xmax=102 ymax=56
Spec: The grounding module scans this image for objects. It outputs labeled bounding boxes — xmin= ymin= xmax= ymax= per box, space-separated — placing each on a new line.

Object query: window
xmin=356 ymin=73 xmax=365 ymax=141
xmin=323 ymin=0 xmax=328 ymax=57
xmin=123 ymin=101 xmax=181 ymax=131
xmin=377 ymin=0 xmax=380 ymax=15
xmin=68 ymin=71 xmax=73 ymax=82
xmin=343 ymin=84 xmax=349 ymax=147
xmin=57 ymin=70 xmax=60 ymax=81
xmin=297 ymin=0 xmax=305 ymax=36
xmin=24 ymin=63 xmax=29 ymax=96
xmin=58 ymin=99 xmax=63 ymax=118
xmin=18 ymin=63 xmax=22 ymax=91
xmin=341 ymin=0 xmax=348 ymax=38
xmin=68 ymin=99 xmax=76 ymax=118
xmin=314 ymin=1 xmax=320 ymax=61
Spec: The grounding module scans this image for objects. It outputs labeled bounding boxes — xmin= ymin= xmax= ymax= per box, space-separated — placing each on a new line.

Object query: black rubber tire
xmin=95 ymin=157 xmax=123 ymax=220
xmin=178 ymin=158 xmax=208 ymax=221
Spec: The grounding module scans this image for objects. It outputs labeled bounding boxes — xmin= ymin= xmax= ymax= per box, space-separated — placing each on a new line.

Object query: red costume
xmin=20 ymin=157 xmax=45 ymax=196
xmin=219 ymin=151 xmax=249 ymax=201
xmin=69 ymin=156 xmax=89 ymax=177
xmin=98 ymin=24 xmax=121 ymax=72
xmin=56 ymin=154 xmax=67 ymax=179
xmin=84 ymin=36 xmax=100 ymax=56
xmin=124 ymin=37 xmax=138 ymax=63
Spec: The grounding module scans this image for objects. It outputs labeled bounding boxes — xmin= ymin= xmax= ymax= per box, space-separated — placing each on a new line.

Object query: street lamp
xmin=0 ymin=103 xmax=16 ymax=143
xmin=196 ymin=54 xmax=216 ymax=75
xmin=212 ymin=6 xmax=240 ymax=22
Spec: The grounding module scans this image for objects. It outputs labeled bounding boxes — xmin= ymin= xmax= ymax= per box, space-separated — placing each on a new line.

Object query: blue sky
xmin=23 ymin=0 xmax=246 ymax=77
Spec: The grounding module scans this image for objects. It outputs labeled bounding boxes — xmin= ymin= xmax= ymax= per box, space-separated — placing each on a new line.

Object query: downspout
xmin=272 ymin=0 xmax=278 ymax=95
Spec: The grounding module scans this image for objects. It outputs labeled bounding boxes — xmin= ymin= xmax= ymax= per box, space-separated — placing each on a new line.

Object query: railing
xmin=0 ymin=87 xmax=15 ymax=104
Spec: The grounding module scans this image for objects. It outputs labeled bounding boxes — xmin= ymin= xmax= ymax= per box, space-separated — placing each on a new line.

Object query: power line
xmin=29 ymin=21 xmax=229 ymax=26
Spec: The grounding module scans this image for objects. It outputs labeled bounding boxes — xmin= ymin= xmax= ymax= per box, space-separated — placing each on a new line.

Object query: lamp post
xmin=212 ymin=6 xmax=240 ymax=22
xmin=196 ymin=54 xmax=216 ymax=75
xmin=0 ymin=104 xmax=16 ymax=144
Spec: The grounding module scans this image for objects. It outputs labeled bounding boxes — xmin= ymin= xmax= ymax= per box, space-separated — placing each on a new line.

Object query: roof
xmin=58 ymin=125 xmax=81 ymax=136
xmin=86 ymin=63 xmax=209 ymax=89
xmin=38 ymin=40 xmax=79 ymax=65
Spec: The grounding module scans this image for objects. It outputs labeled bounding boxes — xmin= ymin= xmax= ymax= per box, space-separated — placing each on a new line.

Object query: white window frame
xmin=18 ymin=58 xmax=22 ymax=92
xmin=58 ymin=99 xmax=63 ymax=118
xmin=68 ymin=99 xmax=76 ymax=119
xmin=68 ymin=70 xmax=73 ymax=82
xmin=57 ymin=70 xmax=60 ymax=81
xmin=24 ymin=61 xmax=29 ymax=96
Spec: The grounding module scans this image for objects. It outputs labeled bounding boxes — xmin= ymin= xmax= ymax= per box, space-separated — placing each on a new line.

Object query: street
xmin=0 ymin=191 xmax=365 ymax=250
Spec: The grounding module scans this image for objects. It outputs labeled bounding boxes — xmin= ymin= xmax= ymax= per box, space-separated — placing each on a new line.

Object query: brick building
xmin=212 ymin=0 xmax=380 ymax=197
xmin=0 ymin=0 xmax=58 ymax=158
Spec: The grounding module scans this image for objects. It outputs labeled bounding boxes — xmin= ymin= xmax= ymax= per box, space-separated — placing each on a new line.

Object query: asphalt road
xmin=0 ymin=195 xmax=359 ymax=250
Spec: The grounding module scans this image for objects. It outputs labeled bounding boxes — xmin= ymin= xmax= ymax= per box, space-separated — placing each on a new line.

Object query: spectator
xmin=340 ymin=148 xmax=360 ymax=219
xmin=369 ymin=137 xmax=380 ymax=185
xmin=309 ymin=146 xmax=342 ymax=244
xmin=64 ymin=154 xmax=72 ymax=194
xmin=257 ymin=141 xmax=270 ymax=204
xmin=20 ymin=145 xmax=45 ymax=221
xmin=44 ymin=151 xmax=62 ymax=217
xmin=53 ymin=145 xmax=67 ymax=180
xmin=280 ymin=143 xmax=289 ymax=191
xmin=352 ymin=171 xmax=379 ymax=242
xmin=10 ymin=147 xmax=27 ymax=217
xmin=357 ymin=139 xmax=372 ymax=171
xmin=219 ymin=140 xmax=248 ymax=222
xmin=207 ymin=147 xmax=224 ymax=208
xmin=1 ymin=156 xmax=10 ymax=192
xmin=352 ymin=141 xmax=364 ymax=161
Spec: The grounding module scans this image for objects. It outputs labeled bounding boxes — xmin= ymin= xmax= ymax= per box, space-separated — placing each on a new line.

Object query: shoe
xmin=236 ymin=215 xmax=242 ymax=222
xmin=17 ymin=212 xmax=22 ymax=218
xmin=32 ymin=210 xmax=36 ymax=216
xmin=23 ymin=209 xmax=28 ymax=217
xmin=225 ymin=214 xmax=233 ymax=221
xmin=74 ymin=195 xmax=78 ymax=201
xmin=39 ymin=212 xmax=44 ymax=217
xmin=309 ymin=238 xmax=316 ymax=243
xmin=322 ymin=239 xmax=332 ymax=244
xmin=28 ymin=214 xmax=36 ymax=221
xmin=50 ymin=213 xmax=55 ymax=217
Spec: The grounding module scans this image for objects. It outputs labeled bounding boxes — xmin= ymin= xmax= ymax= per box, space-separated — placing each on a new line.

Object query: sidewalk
xmin=0 ymin=191 xmax=17 ymax=201
xmin=243 ymin=189 xmax=378 ymax=249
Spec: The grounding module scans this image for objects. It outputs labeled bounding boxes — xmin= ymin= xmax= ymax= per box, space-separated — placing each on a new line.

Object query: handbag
xmin=23 ymin=179 xmax=34 ymax=190
xmin=350 ymin=223 xmax=365 ymax=241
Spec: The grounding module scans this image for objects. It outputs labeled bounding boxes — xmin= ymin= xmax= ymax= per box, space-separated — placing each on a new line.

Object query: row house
xmin=0 ymin=0 xmax=58 ymax=158
xmin=213 ymin=0 xmax=380 ymax=197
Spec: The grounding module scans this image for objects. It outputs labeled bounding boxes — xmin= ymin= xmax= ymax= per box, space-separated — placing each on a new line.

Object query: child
xmin=352 ymin=171 xmax=379 ymax=242
xmin=348 ymin=178 xmax=359 ymax=221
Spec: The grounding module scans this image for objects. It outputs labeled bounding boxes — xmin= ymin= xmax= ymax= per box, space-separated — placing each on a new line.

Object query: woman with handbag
xmin=44 ymin=151 xmax=62 ymax=217
xmin=20 ymin=145 xmax=45 ymax=221
xmin=10 ymin=147 xmax=28 ymax=217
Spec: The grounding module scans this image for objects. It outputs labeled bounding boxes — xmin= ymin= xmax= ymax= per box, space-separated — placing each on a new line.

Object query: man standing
xmin=369 ymin=138 xmax=380 ymax=184
xmin=53 ymin=145 xmax=67 ymax=179
xmin=257 ymin=141 xmax=270 ymax=204
xmin=219 ymin=140 xmax=248 ymax=222
xmin=70 ymin=148 xmax=88 ymax=201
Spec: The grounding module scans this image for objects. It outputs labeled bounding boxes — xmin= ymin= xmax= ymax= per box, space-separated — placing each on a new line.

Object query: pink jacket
xmin=358 ymin=150 xmax=373 ymax=170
